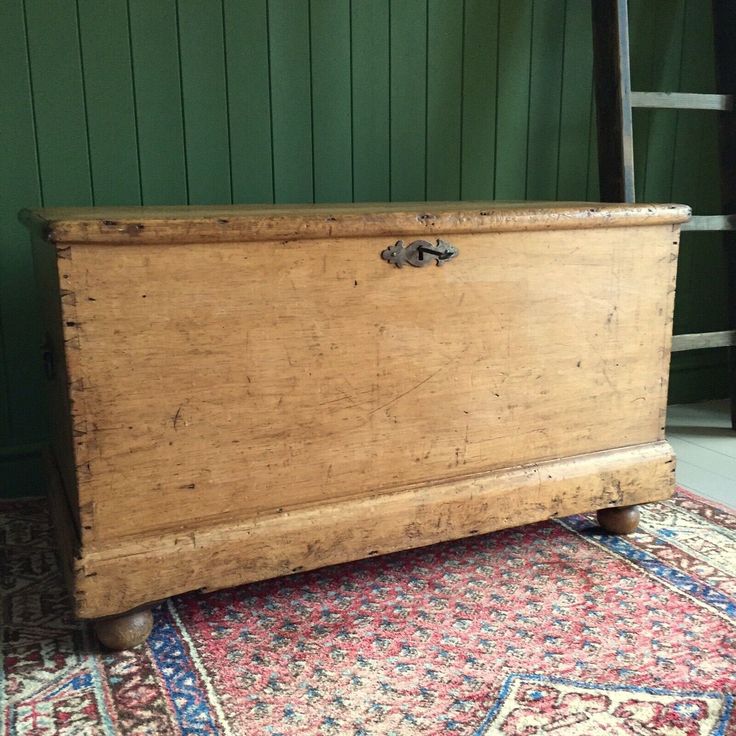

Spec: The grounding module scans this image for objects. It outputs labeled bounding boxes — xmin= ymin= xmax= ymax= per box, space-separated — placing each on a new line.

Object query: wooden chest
xmin=23 ymin=201 xmax=688 ymax=650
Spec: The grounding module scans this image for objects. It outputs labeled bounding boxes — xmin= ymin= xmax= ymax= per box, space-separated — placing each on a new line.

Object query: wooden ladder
xmin=591 ymin=0 xmax=736 ymax=428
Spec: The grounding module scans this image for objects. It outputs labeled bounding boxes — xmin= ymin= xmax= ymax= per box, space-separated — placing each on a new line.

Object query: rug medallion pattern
xmin=2 ymin=489 xmax=734 ymax=734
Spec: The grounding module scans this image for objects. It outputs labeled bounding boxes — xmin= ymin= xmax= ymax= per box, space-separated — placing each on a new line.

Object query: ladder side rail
xmin=712 ymin=0 xmax=736 ymax=427
xmin=592 ymin=0 xmax=636 ymax=202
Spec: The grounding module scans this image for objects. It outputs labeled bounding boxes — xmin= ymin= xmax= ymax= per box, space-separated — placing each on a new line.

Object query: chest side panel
xmin=63 ymin=224 xmax=677 ymax=545
xmin=32 ymin=237 xmax=82 ymax=535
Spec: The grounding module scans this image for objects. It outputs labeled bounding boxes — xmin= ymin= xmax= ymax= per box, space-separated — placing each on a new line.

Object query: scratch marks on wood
xmin=455 ymin=423 xmax=470 ymax=467
xmin=172 ymin=406 xmax=182 ymax=431
xmin=368 ymin=367 xmax=443 ymax=417
xmin=100 ymin=220 xmax=145 ymax=237
xmin=76 ymin=461 xmax=92 ymax=478
xmin=60 ymin=288 xmax=77 ymax=305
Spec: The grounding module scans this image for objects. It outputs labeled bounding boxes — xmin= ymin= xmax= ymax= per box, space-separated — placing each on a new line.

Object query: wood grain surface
xmin=69 ymin=441 xmax=674 ymax=618
xmin=20 ymin=201 xmax=690 ymax=244
xmin=52 ymin=224 xmax=678 ymax=547
xmin=24 ymin=202 xmax=684 ymax=620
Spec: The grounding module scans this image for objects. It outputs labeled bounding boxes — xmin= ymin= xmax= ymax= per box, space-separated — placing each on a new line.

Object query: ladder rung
xmin=681 ymin=215 xmax=736 ymax=231
xmin=631 ymin=91 xmax=733 ymax=111
xmin=671 ymin=330 xmax=736 ymax=352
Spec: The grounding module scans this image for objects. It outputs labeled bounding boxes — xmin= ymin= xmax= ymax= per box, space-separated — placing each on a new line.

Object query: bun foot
xmin=596 ymin=504 xmax=640 ymax=535
xmin=94 ymin=608 xmax=153 ymax=651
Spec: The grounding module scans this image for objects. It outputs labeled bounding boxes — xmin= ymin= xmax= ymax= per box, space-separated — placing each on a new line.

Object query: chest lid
xmin=20 ymin=201 xmax=690 ymax=245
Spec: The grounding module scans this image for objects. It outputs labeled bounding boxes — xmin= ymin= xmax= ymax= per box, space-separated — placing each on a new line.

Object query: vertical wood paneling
xmin=390 ymin=0 xmax=427 ymax=201
xmin=13 ymin=0 xmax=94 ymax=447
xmin=268 ymin=0 xmax=313 ymax=203
xmin=460 ymin=0 xmax=498 ymax=200
xmin=557 ymin=1 xmax=594 ymax=200
xmin=23 ymin=0 xmax=92 ymax=205
xmin=671 ymin=0 xmax=722 ymax=331
xmin=0 ymin=0 xmax=728 ymax=485
xmin=495 ymin=0 xmax=532 ymax=199
xmin=0 ymin=0 xmax=44 ymax=446
xmin=351 ymin=0 xmax=390 ymax=201
xmin=639 ymin=1 xmax=693 ymax=388
xmin=669 ymin=0 xmax=727 ymax=400
xmin=77 ymin=0 xmax=141 ymax=206
xmin=311 ymin=0 xmax=353 ymax=202
xmin=224 ymin=0 xmax=274 ymax=203
xmin=426 ymin=0 xmax=464 ymax=200
xmin=526 ymin=0 xmax=565 ymax=200
xmin=640 ymin=1 xmax=686 ymax=203
xmin=177 ymin=0 xmax=232 ymax=205
xmin=128 ymin=0 xmax=188 ymax=204
xmin=628 ymin=0 xmax=657 ymax=197
xmin=671 ymin=0 xmax=719 ymax=215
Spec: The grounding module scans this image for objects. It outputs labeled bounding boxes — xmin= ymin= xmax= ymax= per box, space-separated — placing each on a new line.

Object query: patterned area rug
xmin=2 ymin=488 xmax=735 ymax=735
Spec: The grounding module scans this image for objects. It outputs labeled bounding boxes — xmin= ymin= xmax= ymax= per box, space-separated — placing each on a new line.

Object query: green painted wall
xmin=0 ymin=0 xmax=728 ymax=496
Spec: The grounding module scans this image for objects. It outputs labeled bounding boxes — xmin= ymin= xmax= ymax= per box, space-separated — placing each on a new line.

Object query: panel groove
xmin=527 ymin=0 xmax=565 ymax=200
xmin=668 ymin=3 xmax=688 ymax=202
xmin=387 ymin=0 xmax=392 ymax=201
xmin=461 ymin=0 xmax=498 ymax=200
xmin=349 ymin=0 xmax=355 ymax=202
xmin=308 ymin=0 xmax=316 ymax=204
xmin=311 ymin=1 xmax=352 ymax=202
xmin=173 ymin=0 xmax=190 ymax=204
xmin=220 ymin=0 xmax=234 ymax=204
xmin=73 ymin=0 xmax=96 ymax=205
xmin=424 ymin=0 xmax=432 ymax=200
xmin=20 ymin=0 xmax=44 ymax=207
xmin=125 ymin=0 xmax=144 ymax=204
xmin=266 ymin=0 xmax=276 ymax=204
xmin=554 ymin=0 xmax=568 ymax=200
xmin=523 ymin=0 xmax=535 ymax=200
xmin=389 ymin=0 xmax=427 ymax=201
xmin=458 ymin=0 xmax=467 ymax=200
xmin=492 ymin=0 xmax=502 ymax=199
xmin=350 ymin=0 xmax=389 ymax=201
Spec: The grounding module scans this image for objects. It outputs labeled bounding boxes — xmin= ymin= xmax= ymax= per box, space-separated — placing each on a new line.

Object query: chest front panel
xmin=60 ymin=225 xmax=675 ymax=546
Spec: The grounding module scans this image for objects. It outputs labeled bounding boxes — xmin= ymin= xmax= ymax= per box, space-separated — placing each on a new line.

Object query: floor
xmin=666 ymin=399 xmax=735 ymax=509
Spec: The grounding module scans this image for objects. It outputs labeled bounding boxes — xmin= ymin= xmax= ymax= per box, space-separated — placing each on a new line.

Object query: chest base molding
xmin=48 ymin=440 xmax=674 ymax=619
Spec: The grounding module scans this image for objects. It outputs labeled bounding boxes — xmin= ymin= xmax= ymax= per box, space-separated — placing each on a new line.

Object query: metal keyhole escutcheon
xmin=381 ymin=239 xmax=459 ymax=268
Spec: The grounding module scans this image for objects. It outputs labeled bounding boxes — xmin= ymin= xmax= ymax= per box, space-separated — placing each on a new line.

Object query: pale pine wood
xmin=42 ymin=449 xmax=80 ymax=594
xmin=61 ymin=441 xmax=674 ymax=618
xmin=24 ymin=202 xmax=685 ymax=623
xmin=20 ymin=201 xmax=690 ymax=244
xmin=671 ymin=329 xmax=736 ymax=351
xmin=59 ymin=226 xmax=677 ymax=545
xmin=630 ymin=91 xmax=733 ymax=111
xmin=681 ymin=214 xmax=736 ymax=231
xmin=33 ymin=243 xmax=80 ymax=531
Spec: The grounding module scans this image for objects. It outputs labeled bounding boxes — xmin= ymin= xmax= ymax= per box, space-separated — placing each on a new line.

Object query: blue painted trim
xmin=147 ymin=604 xmax=221 ymax=735
xmin=473 ymin=674 xmax=516 ymax=735
xmin=562 ymin=517 xmax=736 ymax=619
xmin=474 ymin=672 xmax=734 ymax=736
